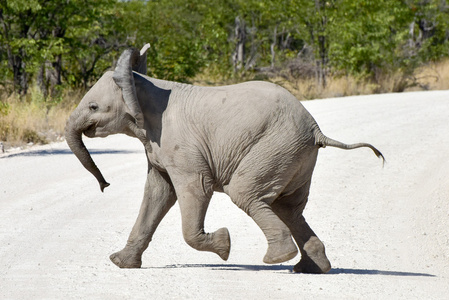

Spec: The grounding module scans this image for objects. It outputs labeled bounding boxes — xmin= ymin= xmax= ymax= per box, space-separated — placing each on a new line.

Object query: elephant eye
xmin=89 ymin=102 xmax=99 ymax=112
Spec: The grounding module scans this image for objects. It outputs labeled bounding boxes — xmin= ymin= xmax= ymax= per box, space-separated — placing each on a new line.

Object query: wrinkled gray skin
xmin=65 ymin=45 xmax=384 ymax=274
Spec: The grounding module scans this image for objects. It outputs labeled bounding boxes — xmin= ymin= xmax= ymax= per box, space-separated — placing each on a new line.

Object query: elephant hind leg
xmin=249 ymin=202 xmax=298 ymax=264
xmin=173 ymin=174 xmax=231 ymax=260
xmin=272 ymin=180 xmax=331 ymax=274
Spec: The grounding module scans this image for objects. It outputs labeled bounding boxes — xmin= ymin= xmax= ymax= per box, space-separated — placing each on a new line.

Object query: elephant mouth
xmin=83 ymin=123 xmax=97 ymax=138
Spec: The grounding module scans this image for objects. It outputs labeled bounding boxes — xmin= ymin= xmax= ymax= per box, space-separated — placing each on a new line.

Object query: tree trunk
xmin=1 ymin=10 xmax=26 ymax=95
xmin=270 ymin=25 xmax=278 ymax=69
xmin=37 ymin=64 xmax=48 ymax=99
xmin=314 ymin=0 xmax=327 ymax=90
xmin=15 ymin=49 xmax=28 ymax=95
xmin=232 ymin=16 xmax=246 ymax=73
xmin=317 ymin=35 xmax=327 ymax=89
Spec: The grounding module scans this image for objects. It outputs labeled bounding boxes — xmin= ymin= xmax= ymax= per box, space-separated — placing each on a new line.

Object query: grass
xmin=0 ymin=88 xmax=80 ymax=149
xmin=1 ymin=59 xmax=449 ymax=150
xmin=268 ymin=59 xmax=449 ymax=100
xmin=413 ymin=60 xmax=449 ymax=91
xmin=195 ymin=60 xmax=449 ymax=100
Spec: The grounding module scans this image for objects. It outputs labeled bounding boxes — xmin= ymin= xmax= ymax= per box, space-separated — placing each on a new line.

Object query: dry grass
xmin=0 ymin=88 xmax=80 ymax=149
xmin=269 ymin=59 xmax=449 ymax=100
xmin=268 ymin=75 xmax=376 ymax=100
xmin=413 ymin=60 xmax=449 ymax=91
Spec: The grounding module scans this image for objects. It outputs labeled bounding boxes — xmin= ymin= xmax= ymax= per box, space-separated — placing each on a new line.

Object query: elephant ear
xmin=113 ymin=43 xmax=151 ymax=128
xmin=136 ymin=43 xmax=151 ymax=74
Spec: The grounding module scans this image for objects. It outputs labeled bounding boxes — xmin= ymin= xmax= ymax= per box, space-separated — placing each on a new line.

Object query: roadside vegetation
xmin=1 ymin=0 xmax=449 ymax=148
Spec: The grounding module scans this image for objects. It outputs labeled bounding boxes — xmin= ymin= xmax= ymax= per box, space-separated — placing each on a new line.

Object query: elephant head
xmin=65 ymin=44 xmax=151 ymax=192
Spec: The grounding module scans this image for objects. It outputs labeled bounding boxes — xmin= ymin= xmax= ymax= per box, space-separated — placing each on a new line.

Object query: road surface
xmin=1 ymin=90 xmax=448 ymax=299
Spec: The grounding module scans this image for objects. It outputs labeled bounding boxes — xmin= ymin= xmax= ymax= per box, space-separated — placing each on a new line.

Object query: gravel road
xmin=1 ymin=90 xmax=448 ymax=299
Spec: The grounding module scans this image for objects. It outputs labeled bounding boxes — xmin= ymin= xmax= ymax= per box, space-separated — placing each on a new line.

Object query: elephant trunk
xmin=65 ymin=115 xmax=110 ymax=192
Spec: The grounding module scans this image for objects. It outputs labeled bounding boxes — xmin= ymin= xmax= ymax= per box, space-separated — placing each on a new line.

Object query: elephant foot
xmin=293 ymin=237 xmax=331 ymax=274
xmin=263 ymin=236 xmax=298 ymax=264
xmin=212 ymin=227 xmax=231 ymax=261
xmin=109 ymin=249 xmax=142 ymax=269
xmin=293 ymin=257 xmax=331 ymax=274
xmin=183 ymin=227 xmax=231 ymax=260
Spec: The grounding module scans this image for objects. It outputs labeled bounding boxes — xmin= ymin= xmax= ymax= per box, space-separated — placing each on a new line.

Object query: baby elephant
xmin=65 ymin=44 xmax=384 ymax=273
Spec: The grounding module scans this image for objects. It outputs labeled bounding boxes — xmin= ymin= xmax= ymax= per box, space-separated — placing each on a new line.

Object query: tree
xmin=327 ymin=0 xmax=449 ymax=91
xmin=1 ymin=0 xmax=449 ymax=95
xmin=63 ymin=0 xmax=126 ymax=89
xmin=0 ymin=0 xmax=125 ymax=96
xmin=120 ymin=0 xmax=208 ymax=82
xmin=0 ymin=0 xmax=42 ymax=94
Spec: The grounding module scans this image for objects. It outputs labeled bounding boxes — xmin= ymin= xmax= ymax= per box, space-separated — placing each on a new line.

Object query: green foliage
xmin=1 ymin=0 xmax=449 ymax=92
xmin=0 ymin=0 xmax=122 ymax=95
xmin=119 ymin=0 xmax=234 ymax=81
xmin=328 ymin=0 xmax=449 ymax=85
xmin=329 ymin=1 xmax=408 ymax=76
xmin=62 ymin=0 xmax=124 ymax=88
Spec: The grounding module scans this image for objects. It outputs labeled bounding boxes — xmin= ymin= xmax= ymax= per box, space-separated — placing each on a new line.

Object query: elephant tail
xmin=313 ymin=127 xmax=385 ymax=164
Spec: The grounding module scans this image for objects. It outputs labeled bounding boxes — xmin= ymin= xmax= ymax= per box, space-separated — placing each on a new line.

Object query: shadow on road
xmin=1 ymin=148 xmax=140 ymax=159
xmin=329 ymin=268 xmax=435 ymax=277
xmin=148 ymin=264 xmax=436 ymax=277
xmin=149 ymin=264 xmax=292 ymax=272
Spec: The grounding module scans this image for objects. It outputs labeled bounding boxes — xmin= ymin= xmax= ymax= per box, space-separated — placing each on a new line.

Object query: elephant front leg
xmin=173 ymin=175 xmax=231 ymax=261
xmin=110 ymin=168 xmax=177 ymax=268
